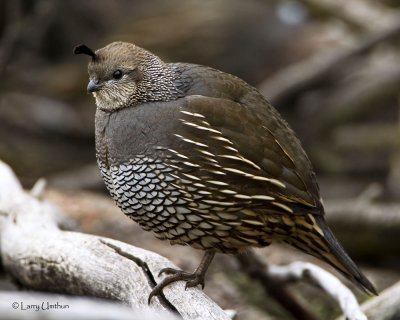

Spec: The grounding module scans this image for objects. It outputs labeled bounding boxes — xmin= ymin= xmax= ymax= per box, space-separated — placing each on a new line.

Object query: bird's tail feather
xmin=285 ymin=214 xmax=377 ymax=295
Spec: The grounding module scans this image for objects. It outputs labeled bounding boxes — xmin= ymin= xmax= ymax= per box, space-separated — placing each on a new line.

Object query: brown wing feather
xmin=179 ymin=94 xmax=321 ymax=211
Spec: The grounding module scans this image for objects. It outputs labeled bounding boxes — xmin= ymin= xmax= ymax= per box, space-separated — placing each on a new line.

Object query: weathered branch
xmin=0 ymin=160 xmax=231 ymax=320
xmin=325 ymin=185 xmax=400 ymax=259
xmin=268 ymin=262 xmax=366 ymax=320
xmin=237 ymin=251 xmax=318 ymax=320
xmin=314 ymin=63 xmax=400 ymax=131
xmin=259 ymin=21 xmax=400 ymax=106
xmin=237 ymin=250 xmax=367 ymax=320
xmin=336 ymin=281 xmax=400 ymax=320
xmin=297 ymin=0 xmax=398 ymax=33
xmin=297 ymin=0 xmax=367 ymax=32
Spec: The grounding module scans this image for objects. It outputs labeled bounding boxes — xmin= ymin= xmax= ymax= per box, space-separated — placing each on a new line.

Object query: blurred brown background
xmin=1 ymin=0 xmax=399 ymax=319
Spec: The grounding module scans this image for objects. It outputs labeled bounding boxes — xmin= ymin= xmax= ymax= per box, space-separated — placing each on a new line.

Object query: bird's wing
xmin=168 ymin=94 xmax=322 ymax=213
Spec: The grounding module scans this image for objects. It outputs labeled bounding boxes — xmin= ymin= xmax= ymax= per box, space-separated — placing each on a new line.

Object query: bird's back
xmin=170 ymin=62 xmax=322 ymax=208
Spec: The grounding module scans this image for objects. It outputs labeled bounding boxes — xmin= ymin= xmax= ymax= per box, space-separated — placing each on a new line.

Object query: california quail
xmin=74 ymin=42 xmax=377 ymax=302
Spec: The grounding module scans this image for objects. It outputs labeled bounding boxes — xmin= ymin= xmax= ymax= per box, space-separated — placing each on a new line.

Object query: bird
xmin=74 ymin=41 xmax=377 ymax=302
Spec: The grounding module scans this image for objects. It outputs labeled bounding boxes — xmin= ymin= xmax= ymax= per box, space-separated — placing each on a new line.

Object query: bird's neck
xmin=136 ymin=56 xmax=186 ymax=104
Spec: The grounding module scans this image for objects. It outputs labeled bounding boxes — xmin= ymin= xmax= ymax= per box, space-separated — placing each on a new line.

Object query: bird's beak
xmin=87 ymin=79 xmax=102 ymax=93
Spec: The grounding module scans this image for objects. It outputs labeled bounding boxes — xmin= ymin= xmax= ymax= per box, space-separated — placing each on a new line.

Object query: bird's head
xmin=74 ymin=42 xmax=181 ymax=112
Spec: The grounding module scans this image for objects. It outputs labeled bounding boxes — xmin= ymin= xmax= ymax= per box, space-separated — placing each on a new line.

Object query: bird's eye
xmin=112 ymin=69 xmax=123 ymax=80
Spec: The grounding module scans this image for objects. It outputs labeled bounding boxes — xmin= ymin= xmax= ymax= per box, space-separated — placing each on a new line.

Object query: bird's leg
xmin=148 ymin=251 xmax=215 ymax=304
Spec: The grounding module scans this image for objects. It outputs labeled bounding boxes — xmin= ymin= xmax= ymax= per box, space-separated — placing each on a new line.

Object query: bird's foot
xmin=159 ymin=267 xmax=206 ymax=288
xmin=148 ymin=267 xmax=205 ymax=304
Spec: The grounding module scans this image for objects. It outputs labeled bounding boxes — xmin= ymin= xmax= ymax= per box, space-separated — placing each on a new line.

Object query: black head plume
xmin=73 ymin=44 xmax=96 ymax=60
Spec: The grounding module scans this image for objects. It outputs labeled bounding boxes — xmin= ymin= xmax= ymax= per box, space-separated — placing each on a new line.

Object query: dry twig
xmin=237 ymin=250 xmax=367 ymax=320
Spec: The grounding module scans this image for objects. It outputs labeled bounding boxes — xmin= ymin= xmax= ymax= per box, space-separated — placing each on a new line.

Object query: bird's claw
xmin=184 ymin=275 xmax=205 ymax=290
xmin=148 ymin=289 xmax=158 ymax=305
xmin=148 ymin=268 xmax=206 ymax=304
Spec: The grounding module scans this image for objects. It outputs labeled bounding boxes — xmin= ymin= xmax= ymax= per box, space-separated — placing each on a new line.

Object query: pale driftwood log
xmin=336 ymin=281 xmax=400 ymax=320
xmin=0 ymin=161 xmax=231 ymax=320
xmin=0 ymin=291 xmax=179 ymax=320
